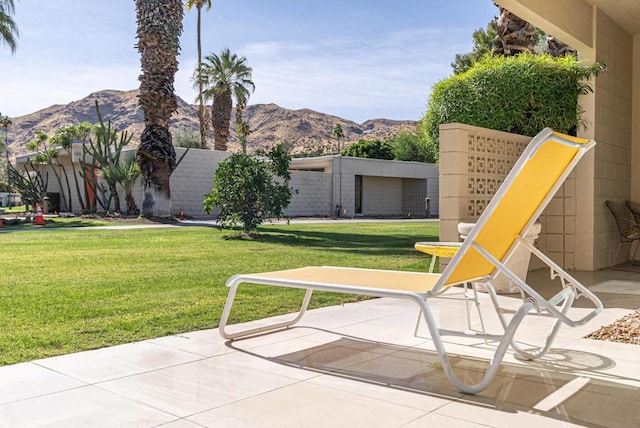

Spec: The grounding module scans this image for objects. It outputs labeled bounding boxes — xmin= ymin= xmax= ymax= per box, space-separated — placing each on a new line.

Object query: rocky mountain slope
xmin=6 ymin=89 xmax=418 ymax=157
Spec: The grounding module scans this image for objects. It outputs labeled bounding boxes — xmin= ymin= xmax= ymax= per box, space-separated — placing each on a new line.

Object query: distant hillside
xmin=7 ymin=89 xmax=418 ymax=157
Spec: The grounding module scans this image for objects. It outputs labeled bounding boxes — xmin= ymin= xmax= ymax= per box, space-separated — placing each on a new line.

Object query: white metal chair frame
xmin=218 ymin=129 xmax=603 ymax=394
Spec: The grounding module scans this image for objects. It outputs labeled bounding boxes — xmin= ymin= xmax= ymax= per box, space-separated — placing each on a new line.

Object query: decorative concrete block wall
xmin=439 ymin=123 xmax=577 ymax=270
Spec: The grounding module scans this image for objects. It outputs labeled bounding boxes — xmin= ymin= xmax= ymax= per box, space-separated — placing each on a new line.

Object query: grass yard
xmin=0 ymin=221 xmax=438 ymax=365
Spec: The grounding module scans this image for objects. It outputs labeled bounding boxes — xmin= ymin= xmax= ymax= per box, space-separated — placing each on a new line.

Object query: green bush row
xmin=421 ymin=53 xmax=604 ymax=160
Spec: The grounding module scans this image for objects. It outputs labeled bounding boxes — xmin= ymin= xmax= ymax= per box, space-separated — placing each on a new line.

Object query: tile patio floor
xmin=1 ymin=268 xmax=639 ymax=427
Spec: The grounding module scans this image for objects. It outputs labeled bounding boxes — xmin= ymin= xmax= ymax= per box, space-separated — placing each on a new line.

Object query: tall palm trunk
xmin=492 ymin=7 xmax=535 ymax=56
xmin=212 ymin=88 xmax=232 ymax=151
xmin=195 ymin=6 xmax=208 ymax=149
xmin=135 ymin=0 xmax=183 ymax=218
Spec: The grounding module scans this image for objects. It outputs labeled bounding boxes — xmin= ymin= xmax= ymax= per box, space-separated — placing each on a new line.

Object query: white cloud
xmin=210 ymin=27 xmax=472 ymax=122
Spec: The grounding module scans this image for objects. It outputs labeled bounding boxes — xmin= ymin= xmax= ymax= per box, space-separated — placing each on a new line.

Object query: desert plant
xmin=50 ymin=122 xmax=97 ymax=212
xmin=79 ymin=102 xmax=133 ymax=213
xmin=7 ymin=160 xmax=47 ymax=209
xmin=100 ymin=153 xmax=141 ymax=215
xmin=26 ymin=130 xmax=71 ymax=212
xmin=422 ymin=53 xmax=605 ymax=160
xmin=203 ymin=144 xmax=292 ymax=234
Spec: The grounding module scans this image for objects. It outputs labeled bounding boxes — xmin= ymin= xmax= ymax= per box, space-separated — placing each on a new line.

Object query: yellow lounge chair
xmin=218 ymin=128 xmax=603 ymax=394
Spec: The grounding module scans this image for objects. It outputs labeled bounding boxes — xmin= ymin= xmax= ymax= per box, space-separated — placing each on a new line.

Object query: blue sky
xmin=0 ymin=0 xmax=498 ymax=123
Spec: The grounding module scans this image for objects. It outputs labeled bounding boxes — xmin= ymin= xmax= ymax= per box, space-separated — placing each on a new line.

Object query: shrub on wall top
xmin=421 ymin=53 xmax=605 ymax=159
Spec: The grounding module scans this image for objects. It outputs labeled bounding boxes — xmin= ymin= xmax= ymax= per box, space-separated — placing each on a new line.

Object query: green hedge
xmin=421 ymin=53 xmax=604 ymax=160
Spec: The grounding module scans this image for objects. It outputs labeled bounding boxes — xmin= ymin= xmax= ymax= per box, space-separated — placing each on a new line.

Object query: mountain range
xmin=6 ymin=89 xmax=418 ymax=157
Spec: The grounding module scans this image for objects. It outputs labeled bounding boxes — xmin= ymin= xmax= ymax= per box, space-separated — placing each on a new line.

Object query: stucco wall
xmin=361 ymin=176 xmax=403 ymax=216
xmin=169 ymin=148 xmax=231 ymax=216
xmin=286 ymin=171 xmax=332 ymax=217
xmin=592 ymin=10 xmax=635 ymax=268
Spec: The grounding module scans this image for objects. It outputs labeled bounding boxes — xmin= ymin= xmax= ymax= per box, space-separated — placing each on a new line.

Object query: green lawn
xmin=0 ymin=221 xmax=438 ymax=365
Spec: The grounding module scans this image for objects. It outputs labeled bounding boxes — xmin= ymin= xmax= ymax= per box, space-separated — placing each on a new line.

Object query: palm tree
xmin=1 ymin=113 xmax=11 ymax=198
xmin=135 ymin=0 xmax=183 ymax=218
xmin=237 ymin=120 xmax=251 ymax=154
xmin=197 ymin=48 xmax=254 ymax=151
xmin=332 ymin=123 xmax=344 ymax=153
xmin=0 ymin=0 xmax=18 ymax=54
xmin=491 ymin=7 xmax=535 ymax=56
xmin=185 ymin=0 xmax=212 ymax=149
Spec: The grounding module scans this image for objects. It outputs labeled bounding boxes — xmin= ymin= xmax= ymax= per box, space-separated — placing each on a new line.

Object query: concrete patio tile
xmin=402 ymin=413 xmax=489 ymax=427
xmin=434 ymin=400 xmax=588 ymax=428
xmin=186 ymin=381 xmax=427 ymax=428
xmin=147 ymin=328 xmax=234 ymax=358
xmin=308 ymin=372 xmax=459 ymax=413
xmin=97 ymin=355 xmax=300 ymax=418
xmin=329 ymin=321 xmax=429 ymax=348
xmin=436 ymin=371 xmax=640 ymax=428
xmin=0 ymin=362 xmax=86 ymax=405
xmin=0 ymin=386 xmax=176 ymax=427
xmin=158 ymin=420 xmax=205 ymax=428
xmin=35 ymin=341 xmax=203 ymax=384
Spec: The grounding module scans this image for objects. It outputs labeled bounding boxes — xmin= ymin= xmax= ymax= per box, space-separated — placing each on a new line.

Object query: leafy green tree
xmin=203 ymin=144 xmax=292 ymax=234
xmin=0 ymin=0 xmax=18 ymax=54
xmin=451 ymin=24 xmax=495 ymax=75
xmin=392 ymin=132 xmax=435 ymax=163
xmin=135 ymin=0 xmax=184 ymax=218
xmin=341 ymin=139 xmax=394 ymax=160
xmin=185 ymin=0 xmax=213 ymax=149
xmin=196 ymin=48 xmax=254 ymax=151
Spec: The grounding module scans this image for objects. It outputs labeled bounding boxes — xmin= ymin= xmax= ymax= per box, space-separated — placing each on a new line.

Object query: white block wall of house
xmin=330 ymin=157 xmax=440 ymax=218
xmin=19 ymin=148 xmax=440 ymax=220
xmin=286 ymin=171 xmax=332 ymax=216
xmin=169 ymin=148 xmax=232 ymax=216
xmin=362 ymin=176 xmax=403 ymax=216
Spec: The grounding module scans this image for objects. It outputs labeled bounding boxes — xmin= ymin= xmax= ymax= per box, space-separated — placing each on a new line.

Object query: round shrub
xmin=421 ymin=53 xmax=605 ymax=159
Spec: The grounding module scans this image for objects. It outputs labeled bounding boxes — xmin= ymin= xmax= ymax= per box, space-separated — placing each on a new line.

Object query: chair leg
xmin=487 ymin=284 xmax=576 ymax=360
xmin=414 ymin=295 xmax=535 ymax=394
xmin=414 ymin=283 xmax=486 ymax=337
xmin=219 ymin=283 xmax=314 ymax=340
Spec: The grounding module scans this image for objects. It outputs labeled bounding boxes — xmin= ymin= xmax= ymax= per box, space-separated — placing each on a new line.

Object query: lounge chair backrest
xmin=436 ymin=128 xmax=595 ymax=290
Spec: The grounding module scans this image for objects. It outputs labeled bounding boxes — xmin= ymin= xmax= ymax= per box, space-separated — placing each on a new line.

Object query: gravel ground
xmin=586 ymin=309 xmax=640 ymax=345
